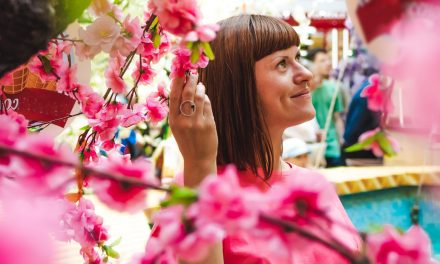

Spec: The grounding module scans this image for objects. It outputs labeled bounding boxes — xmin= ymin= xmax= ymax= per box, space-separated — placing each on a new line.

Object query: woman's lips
xmin=290 ymin=90 xmax=310 ymax=99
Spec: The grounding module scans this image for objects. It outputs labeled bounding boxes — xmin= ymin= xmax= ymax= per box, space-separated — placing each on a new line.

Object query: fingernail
xmin=196 ymin=83 xmax=205 ymax=95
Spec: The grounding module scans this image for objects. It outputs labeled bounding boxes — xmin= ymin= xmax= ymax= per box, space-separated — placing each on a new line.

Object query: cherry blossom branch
xmin=27 ymin=112 xmax=83 ymax=129
xmin=53 ymin=37 xmax=83 ymax=43
xmin=119 ymin=14 xmax=157 ymax=79
xmin=126 ymin=54 xmax=143 ymax=108
xmin=0 ymin=144 xmax=169 ymax=192
xmin=259 ymin=213 xmax=366 ymax=264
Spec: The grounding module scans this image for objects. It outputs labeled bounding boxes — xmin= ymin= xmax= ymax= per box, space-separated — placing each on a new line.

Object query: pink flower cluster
xmin=360 ymin=74 xmax=393 ymax=113
xmin=138 ymin=32 xmax=170 ymax=63
xmin=189 ymin=166 xmax=262 ymax=233
xmin=76 ymin=12 xmax=142 ymax=60
xmin=140 ymin=205 xmax=224 ymax=263
xmin=140 ymin=167 xmax=351 ymax=264
xmin=0 ymin=196 xmax=67 ymax=264
xmin=384 ymin=14 xmax=440 ymax=130
xmin=0 ymin=111 xmax=76 ymax=196
xmin=148 ymin=0 xmax=200 ymax=36
xmin=145 ymin=85 xmax=169 ymax=124
xmin=88 ymin=152 xmax=159 ymax=213
xmin=184 ymin=24 xmax=220 ymax=43
xmin=59 ymin=198 xmax=110 ymax=264
xmin=367 ymin=225 xmax=437 ymax=264
xmin=105 ymin=53 xmax=127 ymax=94
xmin=171 ymin=47 xmax=209 ymax=78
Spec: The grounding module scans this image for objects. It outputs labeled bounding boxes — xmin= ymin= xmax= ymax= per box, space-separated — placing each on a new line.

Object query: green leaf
xmin=149 ymin=16 xmax=159 ymax=30
xmin=190 ymin=49 xmax=200 ymax=64
xmin=153 ymin=31 xmax=161 ymax=49
xmin=160 ymin=185 xmax=198 ymax=207
xmin=201 ymin=42 xmax=215 ymax=60
xmin=186 ymin=42 xmax=194 ymax=50
xmin=376 ymin=132 xmax=397 ymax=157
xmin=345 ymin=133 xmax=377 ymax=152
xmin=52 ymin=0 xmax=93 ymax=36
xmin=79 ymin=125 xmax=90 ymax=131
xmin=345 ymin=142 xmax=366 ymax=152
xmin=109 ymin=237 xmax=122 ymax=247
xmin=103 ymin=245 xmax=120 ymax=259
xmin=38 ymin=55 xmax=53 ymax=74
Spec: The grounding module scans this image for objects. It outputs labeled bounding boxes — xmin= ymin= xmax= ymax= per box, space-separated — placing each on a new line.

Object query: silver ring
xmin=179 ymin=100 xmax=196 ymax=116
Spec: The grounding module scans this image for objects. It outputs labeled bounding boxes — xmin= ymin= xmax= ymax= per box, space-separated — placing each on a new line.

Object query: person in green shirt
xmin=307 ymin=48 xmax=345 ymax=167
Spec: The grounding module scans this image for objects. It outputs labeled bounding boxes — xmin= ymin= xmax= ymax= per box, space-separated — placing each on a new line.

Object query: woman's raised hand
xmin=169 ymin=72 xmax=218 ymax=187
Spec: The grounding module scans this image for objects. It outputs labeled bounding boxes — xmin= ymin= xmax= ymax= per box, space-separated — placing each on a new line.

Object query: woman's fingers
xmin=169 ymin=76 xmax=185 ymax=116
xmin=203 ymin=94 xmax=214 ymax=121
xmin=180 ymin=73 xmax=198 ymax=116
xmin=194 ymin=83 xmax=206 ymax=119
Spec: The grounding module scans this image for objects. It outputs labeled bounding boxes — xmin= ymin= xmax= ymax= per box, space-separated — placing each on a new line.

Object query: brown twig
xmin=27 ymin=112 xmax=83 ymax=129
xmin=0 ymin=144 xmax=169 ymax=192
xmin=259 ymin=213 xmax=364 ymax=264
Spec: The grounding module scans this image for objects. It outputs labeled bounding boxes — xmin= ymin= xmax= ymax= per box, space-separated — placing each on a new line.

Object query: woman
xmin=168 ymin=14 xmax=359 ymax=263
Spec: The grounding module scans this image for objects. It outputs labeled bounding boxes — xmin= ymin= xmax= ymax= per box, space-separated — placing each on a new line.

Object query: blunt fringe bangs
xmin=199 ymin=15 xmax=300 ymax=180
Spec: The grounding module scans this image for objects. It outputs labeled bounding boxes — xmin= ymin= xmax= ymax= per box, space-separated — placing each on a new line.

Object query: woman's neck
xmin=268 ymin=127 xmax=284 ymax=172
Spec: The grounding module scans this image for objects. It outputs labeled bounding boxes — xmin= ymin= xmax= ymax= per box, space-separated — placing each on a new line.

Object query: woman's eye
xmin=277 ymin=59 xmax=287 ymax=69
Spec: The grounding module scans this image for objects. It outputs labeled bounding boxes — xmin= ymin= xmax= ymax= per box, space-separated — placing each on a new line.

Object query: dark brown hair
xmin=199 ymin=15 xmax=300 ymax=179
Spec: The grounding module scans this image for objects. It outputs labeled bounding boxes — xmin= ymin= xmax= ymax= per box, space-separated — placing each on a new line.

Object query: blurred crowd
xmin=282 ymin=47 xmax=382 ymax=168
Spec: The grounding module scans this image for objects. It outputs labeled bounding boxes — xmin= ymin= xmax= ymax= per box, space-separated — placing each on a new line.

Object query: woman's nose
xmin=293 ymin=63 xmax=313 ymax=85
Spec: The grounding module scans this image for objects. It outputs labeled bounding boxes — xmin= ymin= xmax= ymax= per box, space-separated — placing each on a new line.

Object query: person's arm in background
xmin=334 ymin=88 xmax=346 ymax=144
xmin=169 ymin=73 xmax=224 ymax=264
xmin=334 ymin=112 xmax=345 ymax=144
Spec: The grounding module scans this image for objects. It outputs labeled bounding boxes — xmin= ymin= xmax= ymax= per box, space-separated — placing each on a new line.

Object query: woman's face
xmin=255 ymin=46 xmax=315 ymax=129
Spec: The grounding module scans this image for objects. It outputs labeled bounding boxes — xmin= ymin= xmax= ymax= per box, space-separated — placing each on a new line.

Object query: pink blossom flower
xmin=176 ymin=223 xmax=225 ymax=262
xmin=0 ymin=110 xmax=28 ymax=137
xmin=170 ymin=48 xmax=208 ymax=78
xmin=80 ymin=15 xmax=121 ymax=53
xmin=384 ymin=15 xmax=440 ymax=130
xmin=120 ymin=103 xmax=147 ymax=127
xmin=88 ymin=0 xmax=112 ymax=16
xmin=83 ymin=146 xmax=99 ymax=164
xmin=57 ymin=64 xmax=78 ymax=93
xmin=184 ymin=24 xmax=220 ymax=42
xmin=0 ymin=197 xmax=67 ymax=264
xmin=155 ymin=82 xmax=169 ymax=99
xmin=89 ymin=103 xmax=124 ymax=141
xmin=138 ymin=32 xmax=170 ymax=63
xmin=0 ymin=111 xmax=28 ymax=179
xmin=56 ymin=40 xmax=74 ymax=55
xmin=360 ymin=74 xmax=393 ymax=112
xmin=367 ymin=225 xmax=436 ymax=264
xmin=27 ymin=54 xmax=63 ymax=82
xmin=188 ymin=165 xmax=262 ymax=233
xmin=81 ymin=247 xmax=105 ymax=264
xmin=59 ymin=198 xmax=110 ymax=263
xmin=88 ymin=152 xmax=158 ymax=213
xmin=122 ymin=16 xmax=142 ymax=51
xmin=148 ymin=0 xmax=200 ymax=36
xmin=132 ymin=59 xmax=155 ymax=85
xmin=145 ymin=96 xmax=168 ymax=124
xmin=75 ymin=42 xmax=101 ymax=60
xmin=265 ymin=168 xmax=334 ymax=225
xmin=147 ymin=205 xmax=224 ymax=263
xmin=105 ymin=53 xmax=126 ymax=94
xmin=77 ymin=85 xmax=104 ymax=119
xmin=101 ymin=139 xmax=116 ymax=151
xmin=11 ymin=134 xmax=77 ymax=196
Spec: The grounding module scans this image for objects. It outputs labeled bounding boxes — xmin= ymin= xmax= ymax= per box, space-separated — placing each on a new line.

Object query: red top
xmin=151 ymin=164 xmax=360 ymax=263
